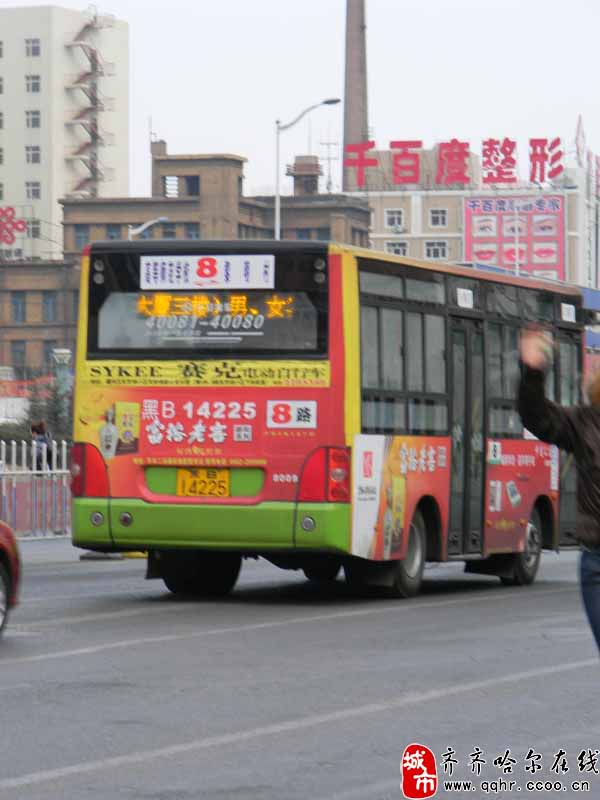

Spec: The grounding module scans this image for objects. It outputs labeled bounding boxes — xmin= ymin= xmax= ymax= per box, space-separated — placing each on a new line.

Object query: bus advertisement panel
xmin=352 ymin=435 xmax=450 ymax=560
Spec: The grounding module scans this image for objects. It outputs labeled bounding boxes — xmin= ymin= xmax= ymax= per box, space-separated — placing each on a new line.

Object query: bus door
xmin=448 ymin=318 xmax=485 ymax=555
xmin=557 ymin=332 xmax=580 ymax=544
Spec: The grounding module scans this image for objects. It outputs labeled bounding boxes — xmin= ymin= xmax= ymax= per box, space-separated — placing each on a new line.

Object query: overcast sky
xmin=6 ymin=0 xmax=600 ymax=196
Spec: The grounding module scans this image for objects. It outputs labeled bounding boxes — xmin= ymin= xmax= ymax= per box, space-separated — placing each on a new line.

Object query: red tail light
xmin=70 ymin=443 xmax=109 ymax=497
xmin=298 ymin=447 xmax=351 ymax=503
xmin=327 ymin=447 xmax=351 ymax=502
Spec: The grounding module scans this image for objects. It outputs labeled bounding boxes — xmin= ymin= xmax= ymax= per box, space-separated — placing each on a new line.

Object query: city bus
xmin=71 ymin=240 xmax=584 ymax=597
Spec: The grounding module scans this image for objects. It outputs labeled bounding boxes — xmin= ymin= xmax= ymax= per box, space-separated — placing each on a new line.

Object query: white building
xmin=0 ymin=5 xmax=129 ymax=260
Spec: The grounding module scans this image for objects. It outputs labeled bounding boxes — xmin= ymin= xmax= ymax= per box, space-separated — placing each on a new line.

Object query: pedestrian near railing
xmin=0 ymin=440 xmax=70 ymax=538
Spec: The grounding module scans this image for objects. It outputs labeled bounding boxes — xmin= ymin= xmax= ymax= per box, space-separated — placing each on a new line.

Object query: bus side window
xmin=406 ymin=312 xmax=423 ymax=391
xmin=502 ymin=326 xmax=519 ymax=398
xmin=488 ymin=322 xmax=522 ymax=438
xmin=360 ymin=306 xmax=379 ymax=389
xmin=488 ymin=324 xmax=502 ymax=396
xmin=425 ymin=314 xmax=445 ymax=393
xmin=559 ymin=338 xmax=579 ymax=405
xmin=380 ymin=308 xmax=403 ymax=390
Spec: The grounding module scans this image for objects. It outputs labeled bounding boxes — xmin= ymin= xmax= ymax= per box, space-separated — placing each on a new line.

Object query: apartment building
xmin=0 ymin=5 xmax=129 ymax=261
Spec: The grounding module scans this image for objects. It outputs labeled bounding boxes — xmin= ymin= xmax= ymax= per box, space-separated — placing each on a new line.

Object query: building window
xmin=25 ymin=181 xmax=41 ymax=200
xmin=385 ymin=241 xmax=408 ymax=256
xmin=0 ymin=147 xmax=3 ymax=165
xmin=296 ymin=229 xmax=312 ymax=240
xmin=11 ymin=292 xmax=26 ymax=323
xmin=184 ymin=176 xmax=200 ymax=196
xmin=385 ymin=209 xmax=404 ymax=230
xmin=0 ymin=77 xmax=3 ymax=94
xmin=425 ymin=240 xmax=448 ymax=260
xmin=11 ymin=341 xmax=26 ymax=377
xmin=184 ymin=222 xmax=200 ymax=239
xmin=25 ymin=110 xmax=41 ymax=128
xmin=316 ymin=227 xmax=330 ymax=241
xmin=25 ymin=39 xmax=40 ymax=57
xmin=43 ymin=340 xmax=58 ymax=369
xmin=162 ymin=222 xmax=176 ymax=239
xmin=26 ymin=146 xmax=41 ymax=164
xmin=27 ymin=219 xmax=40 ymax=239
xmin=106 ymin=223 xmax=121 ymax=240
xmin=42 ymin=291 xmax=57 ymax=322
xmin=72 ymin=290 xmax=79 ymax=319
xmin=429 ymin=209 xmax=448 ymax=227
xmin=162 ymin=176 xmax=178 ymax=198
xmin=0 ymin=42 xmax=3 ymax=58
xmin=0 ymin=112 xmax=3 ymax=130
xmin=138 ymin=226 xmax=153 ymax=240
xmin=25 ymin=74 xmax=41 ymax=92
xmin=74 ymin=224 xmax=90 ymax=249
xmin=0 ymin=183 xmax=3 ymax=201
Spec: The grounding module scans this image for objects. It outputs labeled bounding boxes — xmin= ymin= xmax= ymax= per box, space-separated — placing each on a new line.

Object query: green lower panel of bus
xmin=71 ymin=499 xmax=351 ymax=553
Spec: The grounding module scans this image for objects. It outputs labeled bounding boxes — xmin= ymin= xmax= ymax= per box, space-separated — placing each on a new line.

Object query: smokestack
xmin=343 ymin=0 xmax=369 ymax=192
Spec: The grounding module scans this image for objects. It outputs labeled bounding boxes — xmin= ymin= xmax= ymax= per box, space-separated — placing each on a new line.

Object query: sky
xmin=5 ymin=0 xmax=600 ymax=196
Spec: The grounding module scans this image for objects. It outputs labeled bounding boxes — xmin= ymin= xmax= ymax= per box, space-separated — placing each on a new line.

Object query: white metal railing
xmin=0 ymin=440 xmax=70 ymax=538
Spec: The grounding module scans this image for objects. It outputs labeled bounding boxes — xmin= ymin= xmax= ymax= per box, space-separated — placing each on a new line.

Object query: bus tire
xmin=389 ymin=509 xmax=426 ymax=598
xmin=501 ymin=508 xmax=542 ymax=586
xmin=161 ymin=552 xmax=241 ymax=597
xmin=198 ymin=553 xmax=241 ymax=596
xmin=303 ymin=557 xmax=341 ymax=583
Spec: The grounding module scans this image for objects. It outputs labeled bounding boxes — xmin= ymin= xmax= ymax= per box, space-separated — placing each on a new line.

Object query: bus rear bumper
xmin=71 ymin=499 xmax=351 ymax=554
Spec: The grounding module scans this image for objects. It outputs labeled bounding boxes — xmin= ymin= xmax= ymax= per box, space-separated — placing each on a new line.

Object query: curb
xmin=79 ymin=551 xmax=124 ymax=561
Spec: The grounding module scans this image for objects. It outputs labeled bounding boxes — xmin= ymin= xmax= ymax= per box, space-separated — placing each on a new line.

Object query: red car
xmin=0 ymin=521 xmax=20 ymax=637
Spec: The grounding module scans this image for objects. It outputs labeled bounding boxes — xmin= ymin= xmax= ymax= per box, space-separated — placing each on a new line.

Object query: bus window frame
xmin=358 ymin=261 xmax=449 ymax=437
xmin=84 ymin=245 xmax=331 ymax=361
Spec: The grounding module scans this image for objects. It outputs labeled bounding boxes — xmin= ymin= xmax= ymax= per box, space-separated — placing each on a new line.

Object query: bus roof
xmin=87 ymin=239 xmax=581 ymax=300
xmin=330 ymin=242 xmax=582 ymax=299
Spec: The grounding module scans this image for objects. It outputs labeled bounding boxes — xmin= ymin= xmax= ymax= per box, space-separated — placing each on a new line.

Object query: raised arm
xmin=517 ymin=328 xmax=580 ymax=454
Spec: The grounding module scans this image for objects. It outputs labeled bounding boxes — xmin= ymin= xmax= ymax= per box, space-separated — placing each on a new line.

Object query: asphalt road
xmin=0 ymin=540 xmax=598 ymax=800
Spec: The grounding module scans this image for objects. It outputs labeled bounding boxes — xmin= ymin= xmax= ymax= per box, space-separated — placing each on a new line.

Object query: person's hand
xmin=519 ymin=327 xmax=553 ymax=370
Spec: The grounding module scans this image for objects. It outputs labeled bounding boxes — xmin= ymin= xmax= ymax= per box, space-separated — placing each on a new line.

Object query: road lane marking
xmin=0 ymin=656 xmax=596 ymax=791
xmin=2 ymin=586 xmax=577 ymax=662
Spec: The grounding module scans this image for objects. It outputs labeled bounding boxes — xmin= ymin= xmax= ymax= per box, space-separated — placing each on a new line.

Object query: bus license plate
xmin=176 ymin=468 xmax=230 ymax=498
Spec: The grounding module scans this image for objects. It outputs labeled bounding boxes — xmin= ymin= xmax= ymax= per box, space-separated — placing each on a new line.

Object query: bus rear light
xmin=70 ymin=443 xmax=109 ymax=498
xmin=327 ymin=448 xmax=351 ymax=503
xmin=298 ymin=447 xmax=351 ymax=503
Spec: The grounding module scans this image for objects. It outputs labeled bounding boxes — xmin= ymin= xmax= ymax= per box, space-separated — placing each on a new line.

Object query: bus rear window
xmin=87 ymin=249 xmax=328 ymax=358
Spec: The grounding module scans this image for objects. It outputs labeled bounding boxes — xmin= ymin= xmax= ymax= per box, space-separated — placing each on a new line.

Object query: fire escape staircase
xmin=65 ymin=11 xmax=115 ymax=195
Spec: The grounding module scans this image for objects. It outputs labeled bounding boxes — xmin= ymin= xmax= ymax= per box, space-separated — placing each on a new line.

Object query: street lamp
xmin=128 ymin=216 xmax=169 ymax=240
xmin=274 ymin=98 xmax=341 ymax=240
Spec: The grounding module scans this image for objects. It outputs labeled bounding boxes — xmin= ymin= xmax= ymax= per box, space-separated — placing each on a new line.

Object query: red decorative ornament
xmin=0 ymin=207 xmax=27 ymax=246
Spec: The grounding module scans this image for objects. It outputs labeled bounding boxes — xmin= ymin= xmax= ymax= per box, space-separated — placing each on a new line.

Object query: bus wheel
xmin=501 ymin=509 xmax=542 ymax=586
xmin=389 ymin=509 xmax=426 ymax=598
xmin=161 ymin=552 xmax=241 ymax=597
xmin=303 ymin=557 xmax=341 ymax=583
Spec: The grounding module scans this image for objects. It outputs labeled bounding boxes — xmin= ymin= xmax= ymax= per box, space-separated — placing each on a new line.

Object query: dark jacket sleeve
xmin=517 ymin=363 xmax=581 ymax=454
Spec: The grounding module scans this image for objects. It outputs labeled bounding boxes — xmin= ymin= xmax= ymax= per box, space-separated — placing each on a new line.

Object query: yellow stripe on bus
xmin=335 ymin=245 xmax=361 ymax=446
